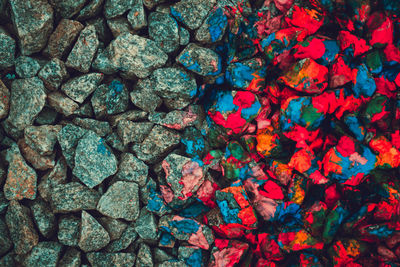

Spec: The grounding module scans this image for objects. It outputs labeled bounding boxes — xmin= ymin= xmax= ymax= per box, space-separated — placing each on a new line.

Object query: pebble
xmin=148 ymin=12 xmax=179 ymax=53
xmin=38 ymin=58 xmax=69 ymax=90
xmin=78 ymin=210 xmax=110 ymax=252
xmin=29 ymin=198 xmax=56 ymax=238
xmin=23 ymin=241 xmax=62 ymax=267
xmin=14 ymin=56 xmax=41 ymax=78
xmin=58 ymin=215 xmax=80 ymax=246
xmin=0 ymin=27 xmax=16 ymax=69
xmin=117 ymin=120 xmax=153 ymax=145
xmin=127 ymin=0 xmax=147 ymax=31
xmin=170 ymin=0 xmax=216 ymax=30
xmin=61 ymin=73 xmax=103 ymax=104
xmin=116 ymin=153 xmax=148 ymax=186
xmin=104 ymin=0 xmax=135 ymax=19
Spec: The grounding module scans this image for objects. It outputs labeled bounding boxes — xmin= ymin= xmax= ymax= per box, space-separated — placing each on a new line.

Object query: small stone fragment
xmin=116 ymin=153 xmax=148 ymax=186
xmin=143 ymin=0 xmax=167 ymax=9
xmin=109 ymin=110 xmax=148 ymax=127
xmin=47 ymin=92 xmax=80 ymax=117
xmin=130 ymin=78 xmax=162 ymax=112
xmin=38 ymin=158 xmax=67 ymax=202
xmin=86 ymin=252 xmax=136 ymax=267
xmin=98 ymin=217 xmax=128 ymax=241
xmin=58 ymin=215 xmax=80 ymax=246
xmin=58 ymin=248 xmax=81 ymax=267
xmin=78 ymin=210 xmax=110 ymax=252
xmin=73 ymin=118 xmax=111 ymax=137
xmin=134 ymin=208 xmax=158 ymax=240
xmin=170 ymin=0 xmax=216 ymax=30
xmin=91 ymin=80 xmax=129 ymax=117
xmin=104 ymin=0 xmax=135 ymax=19
xmin=0 ymin=79 xmax=10 ymax=119
xmin=179 ymin=27 xmax=190 ymax=46
xmin=15 ymin=56 xmax=41 ymax=78
xmin=30 ymin=198 xmax=56 ymax=238
xmin=23 ymin=242 xmax=62 ymax=267
xmin=76 ymin=0 xmax=104 ymax=20
xmin=97 ymin=181 xmax=140 ymax=221
xmin=136 ymin=243 xmax=153 ymax=267
xmin=0 ymin=27 xmax=16 ymax=69
xmin=127 ymin=0 xmax=147 ymax=30
xmin=117 ymin=120 xmax=153 ymax=145
xmin=61 ymin=73 xmax=103 ymax=104
xmin=195 ymin=7 xmax=227 ymax=43
xmin=107 ymin=17 xmax=134 ymax=38
xmin=148 ymin=12 xmax=179 ymax=53
xmin=0 ymin=218 xmax=12 ymax=256
xmin=38 ymin=58 xmax=69 ymax=91
xmin=18 ymin=138 xmax=56 ymax=171
xmin=50 ymin=0 xmax=86 ymax=18
xmin=24 ymin=125 xmax=62 ymax=156
xmin=0 ymin=191 xmax=8 ymax=214
xmin=105 ymin=224 xmax=137 ymax=252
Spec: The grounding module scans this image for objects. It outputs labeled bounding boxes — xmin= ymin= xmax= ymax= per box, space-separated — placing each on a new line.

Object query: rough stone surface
xmin=136 ymin=243 xmax=153 ymax=267
xmin=24 ymin=125 xmax=62 ymax=156
xmin=73 ymin=118 xmax=111 ymax=137
xmin=0 ymin=79 xmax=10 ymax=119
xmin=107 ymin=17 xmax=134 ymax=38
xmin=104 ymin=0 xmax=135 ymax=19
xmin=170 ymin=0 xmax=216 ymax=30
xmin=195 ymin=7 xmax=227 ymax=43
xmin=76 ymin=0 xmax=104 ymax=20
xmin=91 ymin=80 xmax=129 ymax=117
xmin=78 ymin=210 xmax=110 ymax=252
xmin=15 ymin=56 xmax=41 ymax=78
xmin=105 ymin=224 xmax=137 ymax=252
xmin=5 ymin=200 xmax=39 ymax=254
xmin=134 ymin=208 xmax=158 ymax=240
xmin=58 ymin=215 xmax=80 ymax=246
xmin=98 ymin=217 xmax=128 ymax=241
xmin=38 ymin=158 xmax=68 ymax=202
xmin=97 ymin=181 xmax=140 ymax=221
xmin=117 ymin=120 xmax=153 ymax=145
xmin=9 ymin=0 xmax=54 ymax=55
xmin=148 ymin=12 xmax=179 ymax=53
xmin=0 ymin=27 xmax=16 ymax=69
xmin=109 ymin=110 xmax=148 ymax=127
xmin=30 ymin=198 xmax=56 ymax=238
xmin=61 ymin=73 xmax=103 ymax=104
xmin=86 ymin=252 xmax=136 ymax=267
xmin=50 ymin=0 xmax=86 ymax=18
xmin=130 ymin=78 xmax=162 ymax=112
xmin=58 ymin=248 xmax=81 ymax=267
xmin=116 ymin=153 xmax=148 ymax=186
xmin=23 ymin=241 xmax=62 ymax=267
xmin=127 ymin=0 xmax=147 ymax=30
xmin=47 ymin=92 xmax=79 ymax=117
xmin=18 ymin=138 xmax=56 ymax=171
xmin=0 ymin=218 xmax=12 ymax=256
xmin=57 ymin=124 xmax=88 ymax=168
xmin=38 ymin=58 xmax=69 ymax=90
xmin=73 ymin=131 xmax=117 ymax=188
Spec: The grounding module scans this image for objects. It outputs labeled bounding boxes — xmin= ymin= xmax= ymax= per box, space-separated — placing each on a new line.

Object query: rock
xmin=0 ymin=27 xmax=16 ymax=69
xmin=134 ymin=208 xmax=158 ymax=240
xmin=14 ymin=56 xmax=41 ymax=78
xmin=104 ymin=132 xmax=128 ymax=152
xmin=58 ymin=248 xmax=81 ymax=267
xmin=136 ymin=243 xmax=153 ymax=267
xmin=61 ymin=73 xmax=103 ymax=104
xmin=50 ymin=182 xmax=101 ymax=213
xmin=76 ymin=0 xmax=104 ymax=20
xmin=5 ymin=200 xmax=39 ymax=254
xmin=117 ymin=120 xmax=153 ymax=145
xmin=130 ymin=78 xmax=162 ymax=112
xmin=178 ymin=246 xmax=204 ymax=267
xmin=73 ymin=131 xmax=117 ymax=188
xmin=78 ymin=210 xmax=110 ymax=252
xmin=0 ymin=218 xmax=12 ymax=256
xmin=154 ymin=248 xmax=174 ymax=263
xmin=143 ymin=0 xmax=167 ymax=9
xmin=179 ymin=27 xmax=190 ymax=46
xmin=127 ymin=0 xmax=147 ymax=30
xmin=226 ymin=58 xmax=266 ymax=89
xmin=24 ymin=125 xmax=62 ymax=156
xmin=58 ymin=215 xmax=80 ymax=246
xmin=47 ymin=92 xmax=79 ymax=117
xmin=195 ymin=7 xmax=227 ymax=43
xmin=132 ymin=125 xmax=181 ymax=164
xmin=0 ymin=79 xmax=10 ymax=119
xmin=177 ymin=43 xmax=222 ymax=76
xmin=35 ymin=107 xmax=59 ymax=125
xmin=18 ymin=138 xmax=56 ymax=171
xmin=66 ymin=25 xmax=99 ymax=73
xmin=4 ymin=143 xmax=37 ymax=200
xmin=150 ymin=109 xmax=200 ymax=130
xmin=9 ymin=0 xmax=53 ymax=55
xmin=148 ymin=12 xmax=179 ymax=53
xmin=181 ymin=127 xmax=208 ymax=158
xmin=4 ymin=77 xmax=46 ymax=133
xmin=30 ymin=198 xmax=56 ymax=238
xmin=97 ymin=181 xmax=140 ymax=221
xmin=38 ymin=58 xmax=69 ymax=91
xmin=107 ymin=17 xmax=134 ymax=38
xmin=91 ymin=80 xmax=129 ymax=117
xmin=73 ymin=118 xmax=111 ymax=137
xmin=50 ymin=0 xmax=86 ymax=18
xmin=86 ymin=252 xmax=136 ymax=267
xmin=0 ymin=191 xmax=8 ymax=214
xmin=44 ymin=19 xmax=84 ymax=59
xmin=170 ymin=0 xmax=216 ymax=30
xmin=0 ymin=252 xmax=16 ymax=267
xmin=98 ymin=217 xmax=128 ymax=241
xmin=109 ymin=110 xmax=148 ymax=127
xmin=23 ymin=242 xmax=62 ymax=267
xmin=105 ymin=224 xmax=137 ymax=252
xmin=116 ymin=153 xmax=148 ymax=186
xmin=104 ymin=0 xmax=135 ymax=18
xmin=38 ymin=158 xmax=67 ymax=202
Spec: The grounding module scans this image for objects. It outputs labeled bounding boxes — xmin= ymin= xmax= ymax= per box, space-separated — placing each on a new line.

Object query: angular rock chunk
xmin=104 ymin=224 xmax=137 ymax=252
xmin=15 ymin=56 xmax=41 ymax=78
xmin=134 ymin=208 xmax=158 ymax=240
xmin=116 ymin=153 xmax=148 ymax=186
xmin=86 ymin=252 xmax=136 ymax=267
xmin=61 ymin=73 xmax=103 ymax=104
xmin=38 ymin=158 xmax=67 ymax=202
xmin=38 ymin=58 xmax=69 ymax=91
xmin=24 ymin=125 xmax=62 ymax=156
xmin=195 ymin=7 xmax=228 ymax=43
xmin=30 ymin=198 xmax=56 ymax=238
xmin=50 ymin=0 xmax=86 ymax=18
xmin=127 ymin=0 xmax=147 ymax=30
xmin=148 ymin=12 xmax=179 ymax=53
xmin=47 ymin=92 xmax=79 ymax=117
xmin=97 ymin=181 xmax=140 ymax=221
xmin=23 ymin=242 xmax=62 ymax=267
xmin=77 ymin=0 xmax=104 ymax=20
xmin=98 ymin=217 xmax=127 ymax=241
xmin=18 ymin=138 xmax=56 ymax=171
xmin=0 ymin=218 xmax=12 ymax=256
xmin=73 ymin=118 xmax=111 ymax=137
xmin=0 ymin=79 xmax=10 ymax=119
xmin=57 ymin=124 xmax=88 ymax=168
xmin=78 ymin=211 xmax=110 ymax=252
xmin=9 ymin=0 xmax=53 ymax=55
xmin=170 ymin=0 xmax=216 ymax=30
xmin=117 ymin=120 xmax=153 ymax=146
xmin=136 ymin=243 xmax=153 ymax=267
xmin=58 ymin=215 xmax=80 ymax=246
xmin=104 ymin=0 xmax=135 ymax=19
xmin=0 ymin=27 xmax=16 ymax=69
xmin=58 ymin=248 xmax=81 ymax=267
xmin=91 ymin=80 xmax=129 ymax=118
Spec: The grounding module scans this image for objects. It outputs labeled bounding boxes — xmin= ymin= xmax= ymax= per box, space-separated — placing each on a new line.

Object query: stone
xmin=97 ymin=181 xmax=140 ymax=221
xmin=179 ymin=27 xmax=190 ymax=46
xmin=152 ymin=67 xmax=197 ymax=101
xmin=38 ymin=58 xmax=69 ymax=91
xmin=61 ymin=73 xmax=103 ymax=104
xmin=127 ymin=0 xmax=147 ymax=30
xmin=104 ymin=0 xmax=135 ymax=18
xmin=58 ymin=215 xmax=80 ymax=246
xmin=0 ymin=191 xmax=8 ymax=214
xmin=47 ymin=92 xmax=79 ymax=117
xmin=14 ymin=56 xmax=41 ymax=78
xmin=117 ymin=120 xmax=153 ymax=145
xmin=79 ymin=210 xmax=110 ymax=252
xmin=66 ymin=25 xmax=99 ymax=73
xmin=73 ymin=102 xmax=95 ymax=117
xmin=87 ymin=17 xmax=111 ymax=42
xmin=0 ymin=79 xmax=10 ymax=119
xmin=38 ymin=158 xmax=67 ymax=202
xmin=178 ymin=246 xmax=204 ymax=267
xmin=177 ymin=43 xmax=222 ymax=76
xmin=76 ymin=0 xmax=104 ymax=20
xmin=130 ymin=79 xmax=162 ymax=112
xmin=9 ymin=0 xmax=53 ymax=55
xmin=116 ymin=153 xmax=148 ymax=186
xmin=23 ymin=242 xmax=62 ymax=267
xmin=5 ymin=200 xmax=39 ymax=254
xmin=143 ymin=0 xmax=167 ymax=9
xmin=104 ymin=132 xmax=128 ymax=152
xmin=109 ymin=110 xmax=148 ymax=127
xmin=3 ymin=143 xmax=37 ymax=200
xmin=0 ymin=218 xmax=12 ymax=256
xmin=148 ymin=12 xmax=179 ymax=53
xmin=0 ymin=252 xmax=16 ymax=267
xmin=73 ymin=131 xmax=117 ymax=188
xmin=134 ymin=208 xmax=158 ymax=240
xmin=4 ymin=77 xmax=46 ymax=133
xmin=98 ymin=217 xmax=128 ymax=241
xmin=136 ymin=243 xmax=153 ymax=267
xmin=154 ymin=248 xmax=174 ymax=263
xmin=50 ymin=0 xmax=86 ymax=18
xmin=86 ymin=252 xmax=136 ymax=267
xmin=132 ymin=125 xmax=181 ymax=164
xmin=0 ymin=27 xmax=16 ymax=69
xmin=73 ymin=118 xmax=111 ymax=137
xmin=50 ymin=182 xmax=101 ymax=213
xmin=58 ymin=248 xmax=81 ymax=267
xmin=24 ymin=125 xmax=62 ymax=156
xmin=91 ymin=80 xmax=129 ymax=117
xmin=107 ymin=17 xmax=134 ymax=38
xmin=44 ymin=19 xmax=84 ymax=59
xmin=18 ymin=138 xmax=56 ymax=171
xmin=32 ymin=108 xmax=58 ymax=126
xmin=30 ymin=198 xmax=56 ymax=238
xmin=226 ymin=58 xmax=266 ymax=89
xmin=105 ymin=224 xmax=137 ymax=252
xmin=150 ymin=109 xmax=200 ymax=130
xmin=170 ymin=0 xmax=216 ymax=30
xmin=195 ymin=7 xmax=227 ymax=43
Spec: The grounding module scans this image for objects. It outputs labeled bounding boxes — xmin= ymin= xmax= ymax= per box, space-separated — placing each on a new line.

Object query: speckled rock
xmin=4 ymin=143 xmax=37 ymax=200
xmin=73 ymin=131 xmax=117 ymax=188
xmin=98 ymin=217 xmax=127 ymax=241
xmin=148 ymin=12 xmax=179 ymax=53
xmin=30 ymin=198 xmax=56 ymax=238
xmin=48 ymin=92 xmax=79 ymax=117
xmin=170 ymin=0 xmax=216 ymax=30
xmin=130 ymin=78 xmax=162 ymax=112
xmin=97 ymin=181 xmax=140 ymax=221
xmin=104 ymin=0 xmax=135 ymax=19
xmin=50 ymin=0 xmax=86 ymax=18
xmin=0 ymin=79 xmax=10 ymax=119
xmin=57 ymin=124 xmax=88 ymax=168
xmin=58 ymin=248 xmax=81 ymax=267
xmin=15 ymin=56 xmax=41 ymax=78
xmin=78 ymin=210 xmax=110 ymax=252
xmin=66 ymin=25 xmax=99 ymax=73
xmin=0 ymin=218 xmax=12 ymax=256
xmin=107 ymin=17 xmax=134 ymax=38
xmin=9 ymin=0 xmax=53 ymax=55
xmin=117 ymin=120 xmax=153 ymax=145
xmin=105 ymin=224 xmax=137 ymax=252
xmin=61 ymin=73 xmax=103 ymax=104
xmin=58 ymin=215 xmax=80 ymax=246
xmin=86 ymin=252 xmax=136 ymax=267
xmin=23 ymin=241 xmax=62 ymax=267
xmin=38 ymin=58 xmax=69 ymax=90
xmin=143 ymin=0 xmax=167 ymax=9
xmin=5 ymin=200 xmax=39 ymax=254
xmin=50 ymin=182 xmax=101 ymax=213
xmin=76 ymin=0 xmax=104 ymax=20
xmin=127 ymin=0 xmax=147 ymax=30
xmin=37 ymin=158 xmax=67 ymax=202
xmin=73 ymin=118 xmax=111 ymax=137
xmin=18 ymin=138 xmax=56 ymax=171
xmin=116 ymin=153 xmax=148 ymax=186
xmin=0 ymin=27 xmax=16 ymax=69
xmin=136 ymin=243 xmax=153 ymax=267
xmin=0 ymin=191 xmax=8 ymax=214
xmin=195 ymin=7 xmax=227 ymax=43
xmin=24 ymin=125 xmax=62 ymax=156
xmin=91 ymin=80 xmax=129 ymax=117
xmin=134 ymin=208 xmax=158 ymax=240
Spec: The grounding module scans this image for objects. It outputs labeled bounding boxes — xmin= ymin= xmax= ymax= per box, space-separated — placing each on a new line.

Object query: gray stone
xmin=0 ymin=218 xmax=12 ymax=256
xmin=109 ymin=110 xmax=148 ymax=127
xmin=57 ymin=124 xmax=88 ymax=168
xmin=38 ymin=58 xmax=69 ymax=91
xmin=50 ymin=0 xmax=86 ymax=18
xmin=58 ymin=215 xmax=80 ymax=246
xmin=130 ymin=79 xmax=162 ymax=112
xmin=87 ymin=17 xmax=111 ymax=42
xmin=179 ymin=27 xmax=190 ymax=46
xmin=134 ymin=208 xmax=158 ymax=240
xmin=104 ymin=0 xmax=135 ymax=18
xmin=154 ymin=248 xmax=174 ymax=263
xmin=4 ymin=77 xmax=46 ymax=133
xmin=107 ymin=17 xmax=134 ymax=38
xmin=58 ymin=248 xmax=81 ymax=267
xmin=79 ymin=210 xmax=110 ymax=252
xmin=91 ymin=80 xmax=129 ymax=117
xmin=23 ymin=242 xmax=62 ymax=267
xmin=0 ymin=27 xmax=16 ymax=69
xmin=158 ymin=260 xmax=186 ymax=267
xmin=30 ymin=198 xmax=56 ymax=238
xmin=117 ymin=120 xmax=153 ymax=145
xmin=170 ymin=0 xmax=216 ymax=30
xmin=15 ymin=56 xmax=41 ymax=78
xmin=98 ymin=217 xmax=128 ymax=241
xmin=0 ymin=79 xmax=10 ymax=119
xmin=136 ymin=243 xmax=153 ymax=267
xmin=73 ymin=102 xmax=94 ymax=117
xmin=150 ymin=109 xmax=200 ymax=130
xmin=24 ymin=125 xmax=62 ymax=156
xmin=66 ymin=25 xmax=99 ymax=73
xmin=73 ymin=118 xmax=111 ymax=137
xmin=4 ymin=143 xmax=37 ymax=200
xmin=116 ymin=153 xmax=148 ymax=186
xmin=164 ymin=97 xmax=193 ymax=110
xmin=76 ymin=0 xmax=104 ymax=20
xmin=50 ymin=182 xmax=101 ymax=213
xmin=9 ymin=0 xmax=53 ymax=55
xmin=177 ymin=43 xmax=222 ymax=76
xmin=73 ymin=131 xmax=117 ymax=188
xmin=127 ymin=0 xmax=147 ymax=30
xmin=132 ymin=125 xmax=181 ymax=164
xmin=86 ymin=252 xmax=136 ymax=267
xmin=44 ymin=19 xmax=84 ymax=59
xmin=148 ymin=12 xmax=179 ymax=53
xmin=47 ymin=93 xmax=79 ymax=117
xmin=5 ymin=200 xmax=39 ymax=254
xmin=38 ymin=158 xmax=68 ymax=202
xmin=195 ymin=7 xmax=227 ymax=43
xmin=97 ymin=181 xmax=140 ymax=221
xmin=105 ymin=224 xmax=137 ymax=252
xmin=62 ymin=73 xmax=103 ymax=104
xmin=104 ymin=132 xmax=129 ymax=152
